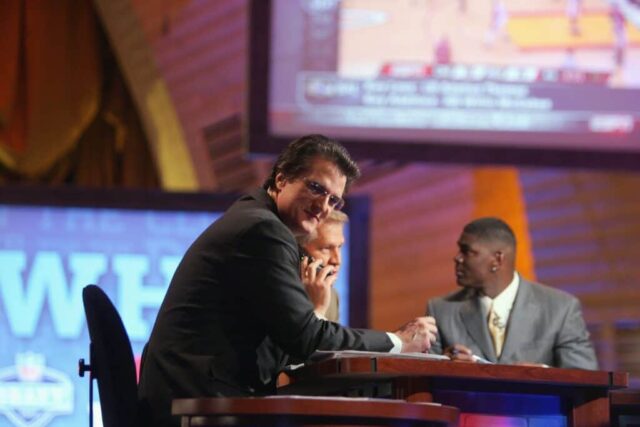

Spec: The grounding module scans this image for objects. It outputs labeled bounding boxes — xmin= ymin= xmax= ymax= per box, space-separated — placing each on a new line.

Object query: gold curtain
xmin=0 ymin=0 xmax=99 ymax=176
xmin=0 ymin=0 xmax=24 ymax=157
xmin=0 ymin=0 xmax=159 ymax=187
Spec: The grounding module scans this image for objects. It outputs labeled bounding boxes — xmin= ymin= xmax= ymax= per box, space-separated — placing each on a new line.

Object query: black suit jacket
xmin=138 ymin=189 xmax=392 ymax=427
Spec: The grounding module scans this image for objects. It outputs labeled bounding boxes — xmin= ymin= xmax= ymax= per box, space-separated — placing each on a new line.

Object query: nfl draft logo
xmin=0 ymin=352 xmax=73 ymax=427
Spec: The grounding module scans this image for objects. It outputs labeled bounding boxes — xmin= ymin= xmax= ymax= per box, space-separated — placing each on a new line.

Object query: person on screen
xmin=566 ymin=0 xmax=583 ymax=36
xmin=433 ymin=35 xmax=452 ymax=65
xmin=138 ymin=134 xmax=438 ymax=427
xmin=484 ymin=0 xmax=509 ymax=47
xmin=299 ymin=209 xmax=349 ymax=323
xmin=426 ymin=217 xmax=597 ymax=370
xmin=610 ymin=3 xmax=627 ymax=69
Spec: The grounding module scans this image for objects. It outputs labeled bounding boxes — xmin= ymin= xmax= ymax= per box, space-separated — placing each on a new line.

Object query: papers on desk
xmin=282 ymin=350 xmax=450 ymax=372
xmin=309 ymin=350 xmax=450 ymax=362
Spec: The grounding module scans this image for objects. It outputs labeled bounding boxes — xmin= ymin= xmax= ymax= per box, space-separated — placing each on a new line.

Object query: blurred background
xmin=1 ymin=1 xmax=640 ymax=426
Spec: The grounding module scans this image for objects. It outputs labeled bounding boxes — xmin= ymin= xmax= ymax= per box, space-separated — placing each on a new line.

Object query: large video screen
xmin=0 ymin=187 xmax=368 ymax=427
xmin=248 ymin=0 xmax=640 ymax=168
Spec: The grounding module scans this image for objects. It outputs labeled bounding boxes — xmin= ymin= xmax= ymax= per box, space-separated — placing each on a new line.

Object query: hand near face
xmin=300 ymin=256 xmax=337 ymax=318
xmin=394 ymin=316 xmax=438 ymax=353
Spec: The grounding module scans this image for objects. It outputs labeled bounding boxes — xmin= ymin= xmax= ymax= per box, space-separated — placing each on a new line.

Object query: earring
xmin=491 ymin=266 xmax=497 ymax=272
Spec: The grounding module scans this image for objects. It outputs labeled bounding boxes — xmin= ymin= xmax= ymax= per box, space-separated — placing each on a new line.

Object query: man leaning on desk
xmin=426 ymin=217 xmax=598 ymax=370
xmin=138 ymin=134 xmax=438 ymax=427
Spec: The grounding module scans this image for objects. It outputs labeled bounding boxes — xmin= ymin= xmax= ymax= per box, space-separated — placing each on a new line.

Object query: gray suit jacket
xmin=426 ymin=278 xmax=598 ymax=370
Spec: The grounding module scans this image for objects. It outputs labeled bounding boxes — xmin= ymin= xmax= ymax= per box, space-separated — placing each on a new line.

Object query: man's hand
xmin=300 ymin=256 xmax=337 ymax=317
xmin=444 ymin=344 xmax=475 ymax=362
xmin=394 ymin=316 xmax=438 ymax=353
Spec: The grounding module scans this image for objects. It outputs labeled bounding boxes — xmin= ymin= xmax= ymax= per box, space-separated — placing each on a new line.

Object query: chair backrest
xmin=83 ymin=284 xmax=138 ymax=427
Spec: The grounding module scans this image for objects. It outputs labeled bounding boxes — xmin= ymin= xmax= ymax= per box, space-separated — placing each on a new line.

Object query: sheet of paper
xmin=309 ymin=350 xmax=450 ymax=362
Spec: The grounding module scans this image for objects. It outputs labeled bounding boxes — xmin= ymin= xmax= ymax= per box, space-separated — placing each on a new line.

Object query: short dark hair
xmin=463 ymin=217 xmax=516 ymax=249
xmin=263 ymin=134 xmax=360 ymax=192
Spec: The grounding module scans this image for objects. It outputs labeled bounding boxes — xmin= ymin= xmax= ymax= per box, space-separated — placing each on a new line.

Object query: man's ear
xmin=274 ymin=172 xmax=287 ymax=191
xmin=494 ymin=250 xmax=504 ymax=267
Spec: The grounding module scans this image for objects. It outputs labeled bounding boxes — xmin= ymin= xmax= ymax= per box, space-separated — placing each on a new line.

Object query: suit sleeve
xmin=555 ymin=297 xmax=598 ymax=370
xmin=426 ymin=299 xmax=444 ymax=355
xmin=231 ymin=219 xmax=392 ymax=359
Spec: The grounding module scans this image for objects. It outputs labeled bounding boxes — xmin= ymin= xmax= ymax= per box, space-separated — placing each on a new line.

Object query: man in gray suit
xmin=427 ymin=217 xmax=597 ymax=369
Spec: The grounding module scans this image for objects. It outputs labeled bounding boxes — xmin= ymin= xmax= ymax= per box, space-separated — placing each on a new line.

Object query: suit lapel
xmin=500 ymin=279 xmax=535 ymax=362
xmin=461 ymin=296 xmax=496 ymax=361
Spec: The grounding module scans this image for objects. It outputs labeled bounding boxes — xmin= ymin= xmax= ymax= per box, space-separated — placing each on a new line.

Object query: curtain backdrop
xmin=0 ymin=0 xmax=158 ymax=187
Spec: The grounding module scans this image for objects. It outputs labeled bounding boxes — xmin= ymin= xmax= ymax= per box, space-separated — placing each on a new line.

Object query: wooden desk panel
xmin=610 ymin=389 xmax=640 ymax=427
xmin=280 ymin=356 xmax=628 ymax=427
xmin=172 ymin=396 xmax=459 ymax=426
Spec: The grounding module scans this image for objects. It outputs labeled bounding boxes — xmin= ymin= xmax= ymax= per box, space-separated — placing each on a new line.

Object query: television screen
xmin=0 ymin=187 xmax=369 ymax=427
xmin=248 ymin=0 xmax=640 ymax=168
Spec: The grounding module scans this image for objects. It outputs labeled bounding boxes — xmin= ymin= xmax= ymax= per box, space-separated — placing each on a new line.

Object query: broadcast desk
xmin=278 ymin=354 xmax=628 ymax=427
xmin=172 ymin=396 xmax=459 ymax=426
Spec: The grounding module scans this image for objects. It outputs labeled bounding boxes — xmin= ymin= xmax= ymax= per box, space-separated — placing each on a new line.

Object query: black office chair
xmin=78 ymin=284 xmax=139 ymax=427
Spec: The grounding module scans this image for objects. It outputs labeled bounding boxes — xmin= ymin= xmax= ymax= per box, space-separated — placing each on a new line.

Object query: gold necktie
xmin=488 ymin=306 xmax=506 ymax=357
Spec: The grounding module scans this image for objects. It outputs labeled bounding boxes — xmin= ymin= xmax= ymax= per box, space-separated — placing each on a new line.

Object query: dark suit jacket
xmin=426 ymin=278 xmax=598 ymax=370
xmin=138 ymin=189 xmax=392 ymax=427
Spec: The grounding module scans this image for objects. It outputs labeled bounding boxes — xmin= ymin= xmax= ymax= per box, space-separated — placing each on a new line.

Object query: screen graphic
xmin=250 ymin=0 xmax=640 ymax=167
xmin=0 ymin=204 xmax=219 ymax=427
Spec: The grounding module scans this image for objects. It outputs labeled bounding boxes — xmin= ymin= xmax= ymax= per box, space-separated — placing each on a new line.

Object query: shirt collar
xmin=480 ymin=272 xmax=520 ymax=319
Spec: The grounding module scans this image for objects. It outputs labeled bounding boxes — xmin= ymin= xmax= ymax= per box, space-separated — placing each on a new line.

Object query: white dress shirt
xmin=480 ymin=272 xmax=520 ymax=330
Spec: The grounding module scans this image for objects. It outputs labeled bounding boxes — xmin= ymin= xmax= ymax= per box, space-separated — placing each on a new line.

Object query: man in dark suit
xmin=426 ymin=217 xmax=597 ymax=369
xmin=138 ymin=134 xmax=438 ymax=427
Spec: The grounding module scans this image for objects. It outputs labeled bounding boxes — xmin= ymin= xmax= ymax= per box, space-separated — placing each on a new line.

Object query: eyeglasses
xmin=303 ymin=178 xmax=345 ymax=210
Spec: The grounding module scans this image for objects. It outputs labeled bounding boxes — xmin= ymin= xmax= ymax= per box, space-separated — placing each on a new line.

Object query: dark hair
xmin=263 ymin=134 xmax=361 ymax=192
xmin=463 ymin=217 xmax=516 ymax=249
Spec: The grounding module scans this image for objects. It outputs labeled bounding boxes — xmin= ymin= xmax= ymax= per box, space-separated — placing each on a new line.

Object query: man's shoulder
xmin=520 ymin=279 xmax=579 ymax=305
xmin=430 ymin=287 xmax=476 ymax=305
xmin=235 ymin=191 xmax=300 ymax=248
xmin=228 ymin=189 xmax=277 ymax=218
xmin=228 ymin=204 xmax=281 ymax=229
xmin=426 ymin=288 xmax=475 ymax=320
xmin=222 ymin=190 xmax=285 ymax=229
xmin=203 ymin=189 xmax=295 ymax=247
